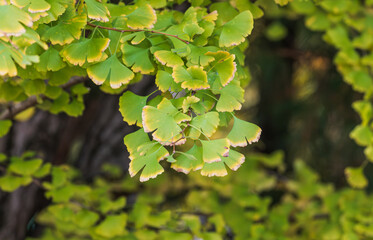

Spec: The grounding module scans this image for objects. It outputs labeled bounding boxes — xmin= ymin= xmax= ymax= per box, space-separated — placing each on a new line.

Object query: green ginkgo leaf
xmin=119 ymin=91 xmax=147 ymax=127
xmin=350 ymin=125 xmax=373 ymax=146
xmin=122 ymin=42 xmax=155 ymax=74
xmin=85 ymin=0 xmax=110 ymax=22
xmin=61 ymin=38 xmax=110 ymax=66
xmin=0 ymin=5 xmax=33 ymax=37
xmin=206 ymin=51 xmax=237 ymax=87
xmin=35 ymin=47 xmax=66 ymax=72
xmin=87 ymin=54 xmax=134 ymax=89
xmin=200 ymin=139 xmax=230 ymax=163
xmin=36 ymin=0 xmax=71 ymax=24
xmin=215 ymin=80 xmax=244 ymax=112
xmin=0 ymin=41 xmax=39 ymax=77
xmin=0 ymin=120 xmax=12 ymax=138
xmin=129 ymin=144 xmax=169 ymax=182
xmin=187 ymin=45 xmax=217 ymax=66
xmin=9 ymin=158 xmax=43 ymax=176
xmin=171 ymin=144 xmax=203 ymax=174
xmin=124 ymin=129 xmax=151 ymax=160
xmin=219 ymin=10 xmax=253 ymax=47
xmin=182 ymin=96 xmax=200 ymax=113
xmin=94 ymin=214 xmax=127 ymax=238
xmin=222 ymin=149 xmax=245 ymax=171
xmin=201 ymin=161 xmax=227 ymax=177
xmin=227 ymin=116 xmax=261 ymax=147
xmin=142 ymin=98 xmax=191 ymax=145
xmin=42 ymin=11 xmax=86 ymax=45
xmin=172 ymin=65 xmax=209 ymax=90
xmin=0 ymin=175 xmax=32 ymax=192
xmin=154 ymin=50 xmax=184 ymax=67
xmin=125 ymin=4 xmax=157 ymax=30
xmin=155 ymin=70 xmax=182 ymax=92
xmin=345 ymin=167 xmax=368 ymax=189
xmin=200 ymin=149 xmax=245 ymax=176
xmin=12 ymin=0 xmax=51 ymax=13
xmin=189 ymin=112 xmax=220 ymax=139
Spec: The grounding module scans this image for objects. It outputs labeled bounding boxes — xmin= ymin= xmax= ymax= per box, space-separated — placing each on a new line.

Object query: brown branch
xmin=87 ymin=22 xmax=190 ymax=44
xmin=0 ymin=76 xmax=88 ymax=120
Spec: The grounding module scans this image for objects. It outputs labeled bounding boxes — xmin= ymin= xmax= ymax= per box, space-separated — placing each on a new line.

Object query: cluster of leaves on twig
xmin=0 ymin=0 xmax=263 ymax=181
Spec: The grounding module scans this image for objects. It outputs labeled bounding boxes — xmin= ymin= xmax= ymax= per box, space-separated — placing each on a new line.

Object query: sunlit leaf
xmin=206 ymin=51 xmax=237 ymax=87
xmin=219 ymin=10 xmax=253 ymax=47
xmin=182 ymin=96 xmax=200 ymax=113
xmin=172 ymin=65 xmax=209 ymax=90
xmin=215 ymin=80 xmax=244 ymax=112
xmin=119 ymin=91 xmax=147 ymax=127
xmin=87 ymin=54 xmax=134 ymax=89
xmin=125 ymin=4 xmax=156 ymax=30
xmin=61 ymin=38 xmax=110 ymax=66
xmin=227 ymin=116 xmax=261 ymax=147
xmin=122 ymin=42 xmax=155 ymax=74
xmin=189 ymin=112 xmax=220 ymax=139
xmin=0 ymin=5 xmax=32 ymax=37
xmin=200 ymin=138 xmax=230 ymax=163
xmin=85 ymin=0 xmax=110 ymax=22
xmin=11 ymin=0 xmax=51 ymax=13
xmin=155 ymin=70 xmax=182 ymax=92
xmin=345 ymin=167 xmax=368 ymax=189
xmin=142 ymin=98 xmax=191 ymax=145
xmin=172 ymin=144 xmax=203 ymax=174
xmin=154 ymin=50 xmax=184 ymax=67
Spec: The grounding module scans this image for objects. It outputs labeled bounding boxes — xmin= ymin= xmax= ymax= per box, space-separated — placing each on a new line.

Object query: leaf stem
xmin=87 ymin=22 xmax=190 ymax=44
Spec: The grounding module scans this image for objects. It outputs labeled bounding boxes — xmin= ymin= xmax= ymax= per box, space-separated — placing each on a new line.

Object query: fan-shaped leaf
xmin=0 ymin=120 xmax=12 ymax=138
xmin=42 ymin=10 xmax=86 ymax=45
xmin=61 ymin=38 xmax=110 ymax=66
xmin=189 ymin=112 xmax=220 ymax=139
xmin=219 ymin=10 xmax=253 ymax=47
xmin=87 ymin=54 xmax=134 ymax=89
xmin=222 ymin=149 xmax=245 ymax=171
xmin=155 ymin=70 xmax=182 ymax=92
xmin=201 ymin=139 xmax=230 ymax=163
xmin=171 ymin=144 xmax=203 ymax=174
xmin=85 ymin=0 xmax=110 ymax=22
xmin=125 ymin=4 xmax=156 ymax=30
xmin=206 ymin=51 xmax=237 ymax=87
xmin=142 ymin=98 xmax=191 ymax=145
xmin=182 ymin=96 xmax=200 ymax=113
xmin=227 ymin=116 xmax=261 ymax=147
xmin=9 ymin=158 xmax=43 ymax=176
xmin=95 ymin=214 xmax=127 ymax=238
xmin=35 ymin=47 xmax=66 ymax=72
xmin=215 ymin=80 xmax=244 ymax=112
xmin=119 ymin=91 xmax=147 ymax=127
xmin=345 ymin=167 xmax=368 ymax=189
xmin=201 ymin=161 xmax=227 ymax=177
xmin=11 ymin=0 xmax=51 ymax=13
xmin=154 ymin=50 xmax=184 ymax=67
xmin=122 ymin=42 xmax=155 ymax=74
xmin=172 ymin=65 xmax=209 ymax=90
xmin=0 ymin=5 xmax=32 ymax=37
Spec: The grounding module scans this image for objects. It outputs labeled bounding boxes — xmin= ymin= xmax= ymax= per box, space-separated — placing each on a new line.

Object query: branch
xmin=0 ymin=77 xmax=88 ymax=120
xmin=87 ymin=22 xmax=190 ymax=44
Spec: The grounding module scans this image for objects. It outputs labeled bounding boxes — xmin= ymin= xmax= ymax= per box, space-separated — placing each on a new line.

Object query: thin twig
xmin=87 ymin=22 xmax=190 ymax=44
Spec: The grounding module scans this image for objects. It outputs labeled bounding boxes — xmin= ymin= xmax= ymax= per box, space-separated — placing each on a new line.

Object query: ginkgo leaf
xmin=142 ymin=98 xmax=191 ymax=145
xmin=227 ymin=116 xmax=261 ymax=147
xmin=345 ymin=167 xmax=368 ymax=189
xmin=35 ymin=47 xmax=66 ymax=72
xmin=0 ymin=5 xmax=33 ymax=37
xmin=154 ymin=50 xmax=184 ymax=67
xmin=155 ymin=70 xmax=182 ymax=92
xmin=201 ymin=161 xmax=227 ymax=177
xmin=123 ymin=129 xmax=150 ymax=160
xmin=171 ymin=144 xmax=203 ymax=174
xmin=122 ymin=42 xmax=155 ymax=74
xmin=206 ymin=51 xmax=237 ymax=86
xmin=200 ymin=139 xmax=230 ymax=163
xmin=120 ymin=32 xmax=146 ymax=45
xmin=42 ymin=11 xmax=86 ymax=45
xmin=61 ymin=38 xmax=110 ymax=66
xmin=182 ymin=96 xmax=200 ymax=113
xmin=85 ymin=0 xmax=110 ymax=22
xmin=222 ymin=149 xmax=245 ymax=171
xmin=215 ymin=80 xmax=244 ymax=112
xmin=0 ymin=120 xmax=12 ymax=138
xmin=87 ymin=54 xmax=134 ymax=89
xmin=187 ymin=45 xmax=217 ymax=66
xmin=36 ymin=0 xmax=70 ymax=24
xmin=200 ymin=149 xmax=245 ymax=176
xmin=172 ymin=66 xmax=209 ymax=90
xmin=189 ymin=112 xmax=220 ymax=139
xmin=125 ymin=4 xmax=156 ymax=30
xmin=119 ymin=91 xmax=147 ymax=127
xmin=0 ymin=41 xmax=39 ymax=76
xmin=11 ymin=0 xmax=51 ymax=13
xmin=219 ymin=10 xmax=253 ymax=47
